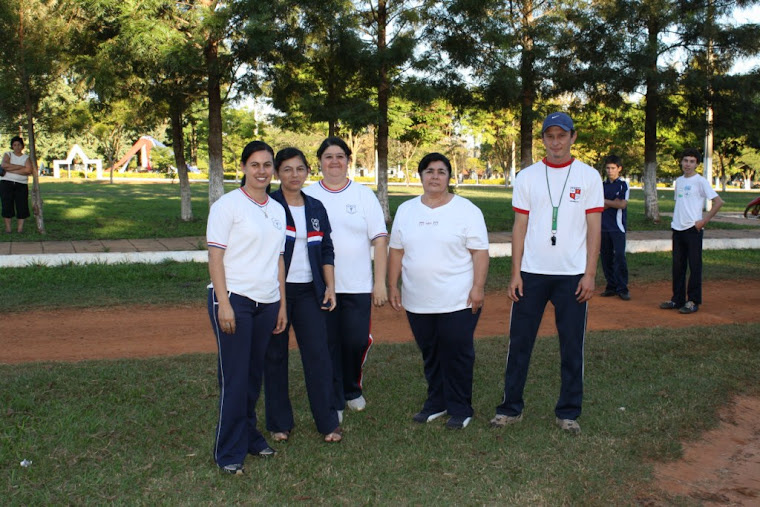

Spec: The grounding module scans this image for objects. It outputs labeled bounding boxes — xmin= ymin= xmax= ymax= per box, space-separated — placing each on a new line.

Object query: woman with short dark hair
xmin=1 ymin=136 xmax=34 ymax=234
xmin=388 ymin=152 xmax=489 ymax=430
xmin=264 ymin=147 xmax=342 ymax=443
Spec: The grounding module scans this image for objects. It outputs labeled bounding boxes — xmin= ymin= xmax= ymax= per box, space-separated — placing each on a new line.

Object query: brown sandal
xmin=271 ymin=431 xmax=290 ymax=442
xmin=324 ymin=427 xmax=343 ymax=443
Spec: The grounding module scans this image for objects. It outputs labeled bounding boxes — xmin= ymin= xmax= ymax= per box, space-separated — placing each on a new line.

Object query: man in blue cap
xmin=491 ymin=111 xmax=603 ymax=434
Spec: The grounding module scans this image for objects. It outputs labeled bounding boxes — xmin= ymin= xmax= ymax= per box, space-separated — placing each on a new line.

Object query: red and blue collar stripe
xmin=319 ymin=180 xmax=351 ymax=193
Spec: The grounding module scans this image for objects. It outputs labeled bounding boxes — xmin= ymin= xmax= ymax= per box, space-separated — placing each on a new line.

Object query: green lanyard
xmin=545 ymin=162 xmax=572 ymax=246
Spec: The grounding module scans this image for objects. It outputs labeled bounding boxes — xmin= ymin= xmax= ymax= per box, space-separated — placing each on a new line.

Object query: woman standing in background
xmin=1 ymin=136 xmax=34 ymax=234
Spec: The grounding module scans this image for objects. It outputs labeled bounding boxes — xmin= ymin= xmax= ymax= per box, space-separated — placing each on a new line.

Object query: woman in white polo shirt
xmin=206 ymin=140 xmax=287 ymax=475
xmin=388 ymin=153 xmax=489 ymax=430
xmin=303 ymin=137 xmax=388 ymax=416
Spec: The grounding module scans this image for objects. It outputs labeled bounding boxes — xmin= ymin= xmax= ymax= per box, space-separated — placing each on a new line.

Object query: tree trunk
xmin=23 ymin=74 xmax=44 ymax=234
xmin=170 ymin=102 xmax=193 ymax=221
xmin=190 ymin=118 xmax=198 ymax=166
xmin=375 ymin=0 xmax=391 ymax=223
xmin=205 ymin=38 xmax=225 ymax=208
xmin=642 ymin=19 xmax=661 ymax=223
xmin=519 ymin=4 xmax=535 ymax=170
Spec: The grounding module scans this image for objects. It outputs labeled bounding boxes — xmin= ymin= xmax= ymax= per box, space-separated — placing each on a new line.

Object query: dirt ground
xmin=2 ymin=279 xmax=759 ymax=503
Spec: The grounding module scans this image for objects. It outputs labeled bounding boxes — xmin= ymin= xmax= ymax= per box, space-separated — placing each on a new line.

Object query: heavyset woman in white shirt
xmin=388 ymin=152 xmax=489 ymax=430
xmin=303 ymin=137 xmax=388 ymax=415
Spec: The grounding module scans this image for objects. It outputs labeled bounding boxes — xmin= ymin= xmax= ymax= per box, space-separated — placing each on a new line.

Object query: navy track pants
xmin=325 ymin=293 xmax=373 ymax=409
xmin=495 ymin=272 xmax=587 ymax=421
xmin=264 ymin=282 xmax=339 ymax=435
xmin=406 ymin=308 xmax=480 ymax=418
xmin=208 ymin=289 xmax=278 ymax=467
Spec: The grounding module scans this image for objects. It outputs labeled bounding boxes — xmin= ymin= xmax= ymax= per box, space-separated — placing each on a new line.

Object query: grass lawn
xmin=3 ymin=180 xmax=757 ymax=241
xmin=2 ymin=323 xmax=758 ymax=504
xmin=2 ymin=249 xmax=760 ymax=313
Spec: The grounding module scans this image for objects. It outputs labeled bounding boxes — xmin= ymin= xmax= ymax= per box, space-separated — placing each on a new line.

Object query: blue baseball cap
xmin=542 ymin=112 xmax=574 ymax=133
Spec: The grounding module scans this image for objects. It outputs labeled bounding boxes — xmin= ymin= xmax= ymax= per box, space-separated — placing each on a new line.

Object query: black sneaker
xmin=679 ymin=301 xmax=699 ymax=314
xmin=600 ymin=289 xmax=616 ymax=297
xmin=445 ymin=415 xmax=472 ymax=429
xmin=412 ymin=409 xmax=447 ymax=424
xmin=221 ymin=463 xmax=245 ymax=475
xmin=618 ymin=291 xmax=631 ymax=301
xmin=659 ymin=301 xmax=678 ymax=309
xmin=257 ymin=446 xmax=277 ymax=458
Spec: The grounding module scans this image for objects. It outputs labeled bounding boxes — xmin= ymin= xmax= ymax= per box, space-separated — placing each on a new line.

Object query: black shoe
xmin=600 ymin=289 xmax=616 ymax=297
xmin=618 ymin=291 xmax=631 ymax=301
xmin=412 ymin=409 xmax=447 ymax=424
xmin=445 ymin=415 xmax=472 ymax=429
xmin=257 ymin=446 xmax=276 ymax=458
xmin=659 ymin=301 xmax=678 ymax=309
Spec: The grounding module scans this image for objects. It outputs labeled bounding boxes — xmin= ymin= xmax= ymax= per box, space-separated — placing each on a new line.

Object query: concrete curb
xmin=2 ymin=237 xmax=758 ymax=267
xmin=0 ymin=250 xmax=209 ymax=268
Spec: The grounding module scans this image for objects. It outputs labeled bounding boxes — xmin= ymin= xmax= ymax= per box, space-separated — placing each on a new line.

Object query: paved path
xmin=1 ymin=213 xmax=759 ymax=267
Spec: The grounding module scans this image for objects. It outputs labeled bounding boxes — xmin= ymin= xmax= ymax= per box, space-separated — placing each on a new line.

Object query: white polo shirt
xmin=671 ymin=174 xmax=718 ymax=231
xmin=513 ymin=158 xmax=604 ymax=275
xmin=304 ymin=180 xmax=387 ymax=293
xmin=389 ymin=195 xmax=489 ymax=313
xmin=206 ymin=188 xmax=286 ymax=303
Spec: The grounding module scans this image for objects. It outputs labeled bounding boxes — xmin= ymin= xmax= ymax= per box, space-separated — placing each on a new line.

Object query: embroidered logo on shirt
xmin=346 ymin=204 xmax=357 ymax=214
xmin=272 ymin=218 xmax=283 ymax=230
xmin=417 ymin=221 xmax=439 ymax=227
xmin=311 ymin=218 xmax=320 ymax=231
xmin=569 ymin=187 xmax=582 ymax=201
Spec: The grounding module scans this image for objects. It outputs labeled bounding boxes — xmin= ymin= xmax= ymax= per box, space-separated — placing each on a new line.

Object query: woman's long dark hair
xmin=239 ymin=140 xmax=275 ymax=188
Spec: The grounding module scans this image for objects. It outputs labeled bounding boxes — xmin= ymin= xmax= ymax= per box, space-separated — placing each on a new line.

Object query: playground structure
xmin=50 ymin=137 xmax=167 ymax=179
xmin=110 ymin=136 xmax=167 ymax=173
xmin=52 ymin=145 xmax=103 ymax=179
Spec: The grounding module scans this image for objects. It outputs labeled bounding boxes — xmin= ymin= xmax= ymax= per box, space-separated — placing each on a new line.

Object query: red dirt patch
xmin=2 ymin=280 xmax=757 ymax=364
xmin=652 ymin=396 xmax=760 ymax=505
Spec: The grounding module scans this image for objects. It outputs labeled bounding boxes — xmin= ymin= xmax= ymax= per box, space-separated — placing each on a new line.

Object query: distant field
xmin=3 ymin=181 xmax=756 ymax=241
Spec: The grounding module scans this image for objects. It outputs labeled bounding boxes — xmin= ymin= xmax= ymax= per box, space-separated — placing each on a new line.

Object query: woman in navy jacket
xmin=264 ymin=147 xmax=343 ymax=443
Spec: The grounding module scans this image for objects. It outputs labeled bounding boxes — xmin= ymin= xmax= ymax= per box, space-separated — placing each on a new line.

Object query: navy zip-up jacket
xmin=269 ymin=189 xmax=335 ymax=301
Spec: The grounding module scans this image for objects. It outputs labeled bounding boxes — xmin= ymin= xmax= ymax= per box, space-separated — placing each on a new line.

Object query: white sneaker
xmin=346 ymin=395 xmax=366 ymax=411
xmin=555 ymin=417 xmax=581 ymax=434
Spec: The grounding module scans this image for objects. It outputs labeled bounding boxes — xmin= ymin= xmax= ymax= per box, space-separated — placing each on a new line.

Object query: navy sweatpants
xmin=600 ymin=230 xmax=628 ymax=294
xmin=495 ymin=272 xmax=587 ymax=421
xmin=325 ymin=293 xmax=372 ymax=409
xmin=671 ymin=227 xmax=704 ymax=306
xmin=406 ymin=309 xmax=480 ymax=418
xmin=208 ymin=289 xmax=278 ymax=468
xmin=264 ymin=282 xmax=339 ymax=435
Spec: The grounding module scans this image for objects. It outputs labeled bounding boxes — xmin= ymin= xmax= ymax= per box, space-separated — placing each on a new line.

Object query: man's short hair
xmin=604 ymin=154 xmax=622 ymax=167
xmin=680 ymin=148 xmax=702 ymax=163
